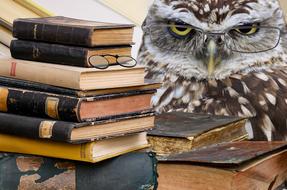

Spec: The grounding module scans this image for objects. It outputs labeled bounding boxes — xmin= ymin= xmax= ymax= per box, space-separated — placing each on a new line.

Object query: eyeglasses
xmin=88 ymin=54 xmax=137 ymax=69
xmin=144 ymin=23 xmax=282 ymax=53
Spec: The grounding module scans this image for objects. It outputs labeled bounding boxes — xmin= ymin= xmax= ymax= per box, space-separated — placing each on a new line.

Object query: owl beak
xmin=206 ymin=39 xmax=221 ymax=77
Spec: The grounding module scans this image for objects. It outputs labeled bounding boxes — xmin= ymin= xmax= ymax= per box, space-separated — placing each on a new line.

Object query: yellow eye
xmin=168 ymin=21 xmax=194 ymax=38
xmin=234 ymin=24 xmax=259 ymax=35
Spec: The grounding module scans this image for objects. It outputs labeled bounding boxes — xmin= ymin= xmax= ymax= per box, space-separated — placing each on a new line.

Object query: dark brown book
xmin=13 ymin=16 xmax=135 ymax=47
xmin=10 ymin=40 xmax=132 ymax=67
xmin=0 ymin=76 xmax=161 ymax=97
xmin=158 ymin=141 xmax=287 ymax=190
xmin=0 ymin=85 xmax=155 ymax=122
xmin=0 ymin=111 xmax=154 ymax=143
xmin=148 ymin=112 xmax=248 ymax=156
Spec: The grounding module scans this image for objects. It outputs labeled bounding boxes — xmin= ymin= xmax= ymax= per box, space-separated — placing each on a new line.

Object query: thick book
xmin=0 ymin=132 xmax=149 ymax=163
xmin=10 ymin=40 xmax=132 ymax=67
xmin=0 ymin=152 xmax=158 ymax=190
xmin=0 ymin=112 xmax=154 ymax=143
xmin=157 ymin=141 xmax=287 ymax=190
xmin=0 ymin=25 xmax=13 ymax=47
xmin=0 ymin=43 xmax=10 ymax=57
xmin=13 ymin=16 xmax=135 ymax=47
xmin=148 ymin=112 xmax=248 ymax=156
xmin=0 ymin=85 xmax=155 ymax=122
xmin=0 ymin=57 xmax=145 ymax=90
xmin=0 ymin=76 xmax=161 ymax=97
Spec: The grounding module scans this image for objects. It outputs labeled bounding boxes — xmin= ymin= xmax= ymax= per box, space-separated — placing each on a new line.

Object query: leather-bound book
xmin=0 ymin=152 xmax=158 ymax=190
xmin=13 ymin=16 xmax=134 ymax=47
xmin=148 ymin=112 xmax=248 ymax=156
xmin=157 ymin=141 xmax=287 ymax=190
xmin=0 ymin=111 xmax=154 ymax=143
xmin=0 ymin=85 xmax=155 ymax=122
xmin=10 ymin=40 xmax=132 ymax=68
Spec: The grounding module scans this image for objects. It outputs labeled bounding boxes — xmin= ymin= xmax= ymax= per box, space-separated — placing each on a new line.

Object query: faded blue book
xmin=0 ymin=152 xmax=158 ymax=190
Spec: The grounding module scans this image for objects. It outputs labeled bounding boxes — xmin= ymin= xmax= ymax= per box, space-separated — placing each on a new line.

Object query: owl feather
xmin=138 ymin=0 xmax=287 ymax=141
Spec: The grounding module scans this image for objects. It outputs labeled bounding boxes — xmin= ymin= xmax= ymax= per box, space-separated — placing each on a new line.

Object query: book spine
xmin=0 ymin=152 xmax=158 ymax=190
xmin=11 ymin=40 xmax=89 ymax=67
xmin=13 ymin=20 xmax=93 ymax=46
xmin=0 ymin=76 xmax=80 ymax=97
xmin=0 ymin=86 xmax=81 ymax=122
xmin=0 ymin=112 xmax=75 ymax=142
xmin=0 ymin=133 xmax=94 ymax=162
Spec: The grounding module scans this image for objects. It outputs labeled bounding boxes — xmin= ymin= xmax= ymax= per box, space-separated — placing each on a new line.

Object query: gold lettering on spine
xmin=39 ymin=121 xmax=56 ymax=139
xmin=45 ymin=97 xmax=60 ymax=119
xmin=33 ymin=24 xmax=38 ymax=39
xmin=0 ymin=88 xmax=8 ymax=112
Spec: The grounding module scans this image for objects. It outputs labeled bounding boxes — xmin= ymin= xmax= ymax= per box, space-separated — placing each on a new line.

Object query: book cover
xmin=13 ymin=16 xmax=135 ymax=47
xmin=0 ymin=76 xmax=161 ymax=97
xmin=0 ymin=111 xmax=154 ymax=143
xmin=10 ymin=40 xmax=132 ymax=68
xmin=0 ymin=132 xmax=149 ymax=163
xmin=0 ymin=85 xmax=155 ymax=122
xmin=158 ymin=142 xmax=287 ymax=190
xmin=0 ymin=57 xmax=145 ymax=90
xmin=148 ymin=112 xmax=248 ymax=155
xmin=0 ymin=152 xmax=158 ymax=190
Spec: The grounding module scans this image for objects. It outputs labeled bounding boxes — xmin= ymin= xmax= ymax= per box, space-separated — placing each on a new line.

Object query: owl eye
xmin=168 ymin=21 xmax=195 ymax=38
xmin=234 ymin=24 xmax=259 ymax=35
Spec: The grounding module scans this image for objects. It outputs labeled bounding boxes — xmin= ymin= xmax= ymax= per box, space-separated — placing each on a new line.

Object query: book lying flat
xmin=0 ymin=85 xmax=155 ymax=122
xmin=0 ymin=112 xmax=154 ymax=143
xmin=0 ymin=152 xmax=157 ymax=190
xmin=0 ymin=132 xmax=149 ymax=163
xmin=0 ymin=25 xmax=13 ymax=47
xmin=0 ymin=57 xmax=145 ymax=90
xmin=0 ymin=76 xmax=161 ymax=97
xmin=0 ymin=43 xmax=10 ymax=57
xmin=13 ymin=16 xmax=135 ymax=47
xmin=11 ymin=40 xmax=132 ymax=68
xmin=148 ymin=112 xmax=248 ymax=156
xmin=158 ymin=141 xmax=287 ymax=190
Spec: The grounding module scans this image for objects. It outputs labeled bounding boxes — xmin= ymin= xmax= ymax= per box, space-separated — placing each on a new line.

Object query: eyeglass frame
xmin=142 ymin=22 xmax=283 ymax=54
xmin=88 ymin=54 xmax=138 ymax=69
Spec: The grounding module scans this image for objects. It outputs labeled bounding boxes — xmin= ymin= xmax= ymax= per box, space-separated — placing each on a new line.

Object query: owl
xmin=138 ymin=0 xmax=287 ymax=141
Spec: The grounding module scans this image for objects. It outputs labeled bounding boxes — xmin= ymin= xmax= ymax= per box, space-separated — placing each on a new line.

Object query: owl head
xmin=141 ymin=0 xmax=287 ymax=80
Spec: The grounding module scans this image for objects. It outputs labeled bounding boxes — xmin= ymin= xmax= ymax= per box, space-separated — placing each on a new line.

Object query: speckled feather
xmin=138 ymin=0 xmax=287 ymax=141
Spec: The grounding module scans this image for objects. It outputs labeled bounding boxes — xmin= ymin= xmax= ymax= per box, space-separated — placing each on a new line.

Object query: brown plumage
xmin=138 ymin=0 xmax=287 ymax=141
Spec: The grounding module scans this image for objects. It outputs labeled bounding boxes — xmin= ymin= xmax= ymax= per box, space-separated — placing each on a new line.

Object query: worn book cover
xmin=10 ymin=40 xmax=132 ymax=68
xmin=148 ymin=112 xmax=248 ymax=155
xmin=0 ymin=76 xmax=161 ymax=97
xmin=0 ymin=152 xmax=158 ymax=190
xmin=158 ymin=141 xmax=287 ymax=190
xmin=13 ymin=16 xmax=135 ymax=47
xmin=0 ymin=85 xmax=155 ymax=122
xmin=0 ymin=57 xmax=145 ymax=90
xmin=0 ymin=111 xmax=154 ymax=143
xmin=0 ymin=132 xmax=149 ymax=163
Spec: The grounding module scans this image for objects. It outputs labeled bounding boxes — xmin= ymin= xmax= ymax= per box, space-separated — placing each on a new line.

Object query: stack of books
xmin=0 ymin=16 xmax=159 ymax=165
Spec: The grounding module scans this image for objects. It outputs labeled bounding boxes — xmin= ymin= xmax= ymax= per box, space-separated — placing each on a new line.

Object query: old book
xmin=148 ymin=112 xmax=248 ymax=156
xmin=0 ymin=85 xmax=154 ymax=122
xmin=13 ymin=16 xmax=135 ymax=47
xmin=11 ymin=40 xmax=132 ymax=67
xmin=0 ymin=152 xmax=157 ymax=190
xmin=0 ymin=43 xmax=10 ymax=57
xmin=0 ymin=57 xmax=145 ymax=90
xmin=0 ymin=76 xmax=161 ymax=97
xmin=0 ymin=132 xmax=148 ymax=163
xmin=0 ymin=112 xmax=154 ymax=143
xmin=158 ymin=141 xmax=287 ymax=190
xmin=0 ymin=0 xmax=52 ymax=30
xmin=0 ymin=25 xmax=13 ymax=47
